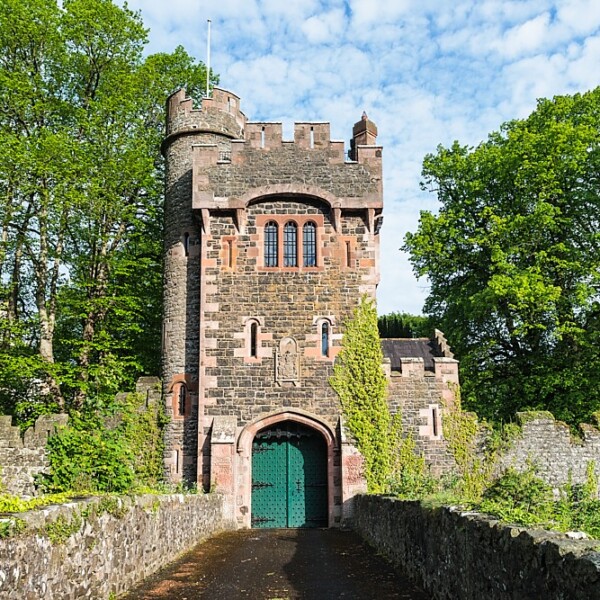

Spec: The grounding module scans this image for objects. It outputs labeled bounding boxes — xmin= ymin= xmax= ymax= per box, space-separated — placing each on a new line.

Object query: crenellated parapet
xmin=163 ymin=87 xmax=246 ymax=149
xmin=190 ymin=112 xmax=383 ymax=237
xmin=0 ymin=413 xmax=69 ymax=496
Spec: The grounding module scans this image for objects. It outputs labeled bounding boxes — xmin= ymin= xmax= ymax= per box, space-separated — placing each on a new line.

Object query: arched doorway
xmin=251 ymin=421 xmax=328 ymax=528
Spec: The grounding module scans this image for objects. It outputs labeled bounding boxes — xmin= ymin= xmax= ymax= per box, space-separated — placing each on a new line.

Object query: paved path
xmin=124 ymin=528 xmax=431 ymax=599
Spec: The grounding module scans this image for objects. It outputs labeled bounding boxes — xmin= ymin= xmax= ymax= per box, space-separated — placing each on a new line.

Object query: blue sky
xmin=125 ymin=0 xmax=600 ymax=315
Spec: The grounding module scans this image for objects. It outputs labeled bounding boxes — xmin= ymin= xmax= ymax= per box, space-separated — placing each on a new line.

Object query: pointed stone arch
xmin=236 ymin=409 xmax=338 ymax=528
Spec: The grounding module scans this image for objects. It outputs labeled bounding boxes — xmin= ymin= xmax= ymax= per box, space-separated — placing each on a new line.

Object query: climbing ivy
xmin=330 ymin=295 xmax=391 ymax=493
xmin=442 ymin=393 xmax=496 ymax=503
xmin=387 ymin=413 xmax=437 ymax=499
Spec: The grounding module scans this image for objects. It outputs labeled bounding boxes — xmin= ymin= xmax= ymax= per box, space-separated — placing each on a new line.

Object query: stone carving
xmin=276 ymin=337 xmax=299 ymax=385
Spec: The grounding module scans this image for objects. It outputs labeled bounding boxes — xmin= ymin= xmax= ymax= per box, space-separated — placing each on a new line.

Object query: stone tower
xmin=161 ymin=87 xmax=383 ymax=527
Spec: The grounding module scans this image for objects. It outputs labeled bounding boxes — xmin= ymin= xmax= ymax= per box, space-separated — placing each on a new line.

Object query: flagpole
xmin=206 ymin=19 xmax=211 ymax=98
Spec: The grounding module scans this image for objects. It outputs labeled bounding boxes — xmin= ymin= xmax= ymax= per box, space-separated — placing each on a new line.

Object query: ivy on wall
xmin=330 ymin=296 xmax=391 ymax=493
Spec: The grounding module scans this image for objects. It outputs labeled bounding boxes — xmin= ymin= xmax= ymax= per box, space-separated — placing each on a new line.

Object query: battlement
xmin=0 ymin=413 xmax=68 ymax=449
xmin=384 ymin=356 xmax=459 ymax=383
xmin=164 ymin=87 xmax=247 ymax=149
xmin=193 ymin=120 xmax=380 ymax=166
xmin=165 ymin=88 xmax=382 ymax=175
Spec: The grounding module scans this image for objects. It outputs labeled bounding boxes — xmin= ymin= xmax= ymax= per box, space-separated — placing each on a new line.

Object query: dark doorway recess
xmin=251 ymin=421 xmax=327 ymax=528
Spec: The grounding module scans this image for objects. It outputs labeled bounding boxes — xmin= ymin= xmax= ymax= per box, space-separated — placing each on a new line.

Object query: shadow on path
xmin=123 ymin=528 xmax=431 ymax=599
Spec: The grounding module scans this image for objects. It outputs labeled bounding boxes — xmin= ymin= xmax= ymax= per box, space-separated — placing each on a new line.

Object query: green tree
xmin=0 ymin=0 xmax=215 ymax=420
xmin=404 ymin=87 xmax=600 ymax=426
xmin=378 ymin=312 xmax=434 ymax=338
xmin=330 ymin=296 xmax=391 ymax=492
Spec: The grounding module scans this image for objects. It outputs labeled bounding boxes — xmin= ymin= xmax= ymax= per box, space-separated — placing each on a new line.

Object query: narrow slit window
xmin=250 ymin=322 xmax=258 ymax=358
xmin=174 ymin=449 xmax=180 ymax=474
xmin=345 ymin=241 xmax=351 ymax=267
xmin=183 ymin=232 xmax=190 ymax=257
xmin=227 ymin=239 xmax=233 ymax=268
xmin=310 ymin=126 xmax=315 ymax=148
xmin=432 ymin=406 xmax=439 ymax=437
xmin=178 ymin=384 xmax=186 ymax=416
xmin=321 ymin=322 xmax=330 ymax=357
xmin=303 ymin=222 xmax=317 ymax=267
xmin=261 ymin=126 xmax=265 ymax=148
xmin=284 ymin=221 xmax=298 ymax=267
xmin=264 ymin=221 xmax=278 ymax=267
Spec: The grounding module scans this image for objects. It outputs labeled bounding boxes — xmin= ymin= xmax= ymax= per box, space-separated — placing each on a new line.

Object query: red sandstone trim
xmin=236 ymin=410 xmax=337 ymax=528
xmin=255 ymin=214 xmax=325 ymax=271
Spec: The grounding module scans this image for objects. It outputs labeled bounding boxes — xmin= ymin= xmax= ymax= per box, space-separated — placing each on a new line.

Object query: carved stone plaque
xmin=275 ymin=337 xmax=300 ymax=386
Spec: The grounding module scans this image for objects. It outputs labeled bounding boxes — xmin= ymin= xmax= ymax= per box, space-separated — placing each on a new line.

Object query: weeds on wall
xmin=387 ymin=413 xmax=437 ymax=499
xmin=477 ymin=462 xmax=600 ymax=538
xmin=441 ymin=390 xmax=498 ymax=503
xmin=392 ymin=388 xmax=600 ymax=538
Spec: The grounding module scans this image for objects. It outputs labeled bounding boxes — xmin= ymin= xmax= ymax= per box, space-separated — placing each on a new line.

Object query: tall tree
xmin=0 ymin=0 xmax=214 ymax=422
xmin=404 ymin=88 xmax=600 ymax=426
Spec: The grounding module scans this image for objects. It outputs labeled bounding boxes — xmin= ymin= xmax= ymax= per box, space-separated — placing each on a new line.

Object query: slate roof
xmin=380 ymin=338 xmax=442 ymax=372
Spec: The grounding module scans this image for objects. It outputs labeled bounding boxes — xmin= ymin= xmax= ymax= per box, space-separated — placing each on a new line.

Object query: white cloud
xmin=120 ymin=0 xmax=600 ymax=315
xmin=301 ymin=10 xmax=346 ymax=44
xmin=556 ymin=0 xmax=600 ymax=36
xmin=499 ymin=13 xmax=551 ymax=58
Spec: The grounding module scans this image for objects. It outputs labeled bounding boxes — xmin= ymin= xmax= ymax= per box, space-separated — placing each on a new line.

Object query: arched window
xmin=321 ymin=321 xmax=330 ymax=357
xmin=250 ymin=321 xmax=258 ymax=358
xmin=178 ymin=384 xmax=187 ymax=416
xmin=264 ymin=221 xmax=278 ymax=267
xmin=284 ymin=221 xmax=297 ymax=267
xmin=303 ymin=221 xmax=317 ymax=267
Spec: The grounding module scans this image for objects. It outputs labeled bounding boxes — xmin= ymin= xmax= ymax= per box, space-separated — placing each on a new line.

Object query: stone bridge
xmin=2 ymin=493 xmax=599 ymax=599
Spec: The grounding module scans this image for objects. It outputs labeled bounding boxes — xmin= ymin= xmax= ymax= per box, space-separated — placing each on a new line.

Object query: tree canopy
xmin=0 ymin=0 xmax=215 ymax=424
xmin=377 ymin=312 xmax=434 ymax=338
xmin=404 ymin=87 xmax=600 ymax=426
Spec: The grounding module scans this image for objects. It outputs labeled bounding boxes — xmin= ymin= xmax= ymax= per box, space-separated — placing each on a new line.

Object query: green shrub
xmin=479 ymin=465 xmax=555 ymax=527
xmin=39 ymin=388 xmax=166 ymax=494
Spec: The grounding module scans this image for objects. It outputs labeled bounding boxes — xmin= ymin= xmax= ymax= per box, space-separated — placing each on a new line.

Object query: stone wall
xmin=384 ymin=350 xmax=459 ymax=476
xmin=355 ymin=495 xmax=600 ymax=600
xmin=497 ymin=412 xmax=600 ymax=491
xmin=0 ymin=413 xmax=68 ymax=496
xmin=0 ymin=493 xmax=234 ymax=599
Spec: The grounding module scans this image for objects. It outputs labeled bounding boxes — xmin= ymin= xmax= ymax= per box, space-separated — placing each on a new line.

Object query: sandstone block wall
xmin=0 ymin=493 xmax=234 ymax=599
xmin=0 ymin=414 xmax=68 ymax=496
xmin=355 ymin=495 xmax=600 ymax=600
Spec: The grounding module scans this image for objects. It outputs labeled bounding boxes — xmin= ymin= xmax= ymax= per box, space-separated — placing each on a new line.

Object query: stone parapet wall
xmin=355 ymin=495 xmax=600 ymax=600
xmin=385 ymin=359 xmax=458 ymax=475
xmin=0 ymin=414 xmax=68 ymax=496
xmin=0 ymin=493 xmax=234 ymax=599
xmin=498 ymin=412 xmax=600 ymax=491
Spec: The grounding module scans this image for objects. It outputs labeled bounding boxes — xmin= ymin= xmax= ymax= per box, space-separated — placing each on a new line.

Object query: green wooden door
xmin=251 ymin=422 xmax=327 ymax=528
